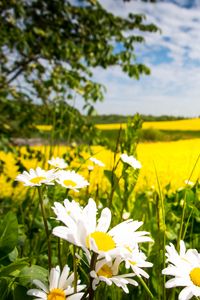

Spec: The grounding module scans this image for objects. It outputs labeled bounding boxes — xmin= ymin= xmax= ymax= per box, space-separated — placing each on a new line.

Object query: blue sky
xmin=76 ymin=0 xmax=200 ymax=117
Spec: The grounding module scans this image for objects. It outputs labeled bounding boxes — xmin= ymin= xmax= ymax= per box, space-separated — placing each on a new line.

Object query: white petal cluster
xmin=162 ymin=240 xmax=200 ymax=300
xmin=120 ymin=153 xmax=142 ymax=169
xmin=109 ymin=244 xmax=153 ymax=280
xmin=184 ymin=179 xmax=194 ymax=186
xmin=27 ymin=265 xmax=86 ymax=300
xmin=48 ymin=156 xmax=68 ymax=169
xmin=55 ymin=170 xmax=89 ymax=192
xmin=53 ymin=198 xmax=151 ymax=259
xmin=16 ymin=167 xmax=56 ymax=187
xmin=89 ymin=157 xmax=105 ymax=167
xmin=52 ymin=198 xmax=153 ymax=293
xmin=90 ymin=258 xmax=138 ymax=293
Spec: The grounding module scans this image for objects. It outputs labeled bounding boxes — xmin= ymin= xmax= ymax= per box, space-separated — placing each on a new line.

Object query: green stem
xmin=73 ymin=245 xmax=77 ymax=293
xmin=81 ymin=252 xmax=98 ymax=300
xmin=88 ymin=253 xmax=98 ymax=300
xmin=154 ymin=162 xmax=166 ymax=300
xmin=177 ymin=154 xmax=200 ymax=249
xmin=58 ymin=238 xmax=63 ymax=270
xmin=108 ymin=127 xmax=122 ymax=209
xmin=49 ymin=101 xmax=56 ymax=160
xmin=137 ymin=276 xmax=154 ymax=299
xmin=37 ymin=187 xmax=51 ymax=271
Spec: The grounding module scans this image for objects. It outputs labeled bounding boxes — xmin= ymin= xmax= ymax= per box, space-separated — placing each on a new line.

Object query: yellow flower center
xmin=129 ymin=260 xmax=137 ymax=265
xmin=47 ymin=288 xmax=65 ymax=300
xmin=30 ymin=176 xmax=46 ymax=184
xmin=86 ymin=231 xmax=116 ymax=252
xmin=97 ymin=264 xmax=113 ymax=278
xmin=190 ymin=267 xmax=200 ymax=287
xmin=63 ymin=179 xmax=77 ymax=187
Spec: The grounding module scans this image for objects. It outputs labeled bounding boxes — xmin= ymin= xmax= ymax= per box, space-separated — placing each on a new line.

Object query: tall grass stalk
xmin=177 ymin=154 xmax=200 ymax=249
xmin=37 ymin=187 xmax=52 ymax=271
xmin=108 ymin=126 xmax=122 ymax=208
xmin=154 ymin=162 xmax=166 ymax=300
xmin=137 ymin=276 xmax=154 ymax=299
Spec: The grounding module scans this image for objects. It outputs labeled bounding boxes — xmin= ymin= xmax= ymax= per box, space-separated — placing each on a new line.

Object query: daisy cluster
xmin=16 ymin=155 xmax=154 ymax=297
xmin=14 ymin=154 xmax=200 ymax=299
xmin=52 ymin=198 xmax=153 ymax=294
xmin=15 ymin=155 xmax=107 ymax=192
xmin=15 ymin=157 xmax=89 ymax=192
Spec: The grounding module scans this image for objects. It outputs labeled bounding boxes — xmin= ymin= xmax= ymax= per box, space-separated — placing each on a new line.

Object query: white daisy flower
xmin=89 ymin=157 xmax=105 ymax=167
xmin=52 ymin=199 xmax=83 ymax=225
xmin=162 ymin=240 xmax=200 ymax=300
xmin=27 ymin=265 xmax=86 ymax=300
xmin=184 ymin=180 xmax=194 ymax=187
xmin=120 ymin=153 xmax=142 ymax=169
xmin=48 ymin=157 xmax=68 ymax=169
xmin=122 ymin=246 xmax=153 ymax=279
xmin=52 ymin=198 xmax=152 ymax=261
xmin=90 ymin=257 xmax=138 ymax=293
xmin=88 ymin=165 xmax=94 ymax=171
xmin=55 ymin=170 xmax=89 ymax=192
xmin=16 ymin=167 xmax=56 ymax=187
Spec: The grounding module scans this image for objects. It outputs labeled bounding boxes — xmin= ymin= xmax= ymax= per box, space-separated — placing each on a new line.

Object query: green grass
xmin=100 ymin=128 xmax=200 ymax=148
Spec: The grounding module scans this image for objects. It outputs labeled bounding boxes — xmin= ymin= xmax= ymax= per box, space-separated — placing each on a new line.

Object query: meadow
xmin=2 ymin=2 xmax=200 ymax=298
xmin=96 ymin=118 xmax=200 ymax=131
xmin=1 ymin=117 xmax=200 ymax=300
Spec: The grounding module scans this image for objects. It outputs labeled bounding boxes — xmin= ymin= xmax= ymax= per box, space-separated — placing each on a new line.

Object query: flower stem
xmin=88 ymin=252 xmax=98 ymax=300
xmin=58 ymin=237 xmax=63 ymax=270
xmin=81 ymin=252 xmax=98 ymax=300
xmin=177 ymin=154 xmax=200 ymax=250
xmin=37 ymin=187 xmax=51 ymax=271
xmin=73 ymin=245 xmax=77 ymax=293
xmin=137 ymin=276 xmax=154 ymax=299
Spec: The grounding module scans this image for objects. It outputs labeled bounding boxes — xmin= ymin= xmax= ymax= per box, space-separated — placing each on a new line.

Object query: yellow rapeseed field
xmin=1 ymin=138 xmax=199 ymax=202
xmin=96 ymin=118 xmax=200 ymax=131
xmin=92 ymin=140 xmax=200 ymax=191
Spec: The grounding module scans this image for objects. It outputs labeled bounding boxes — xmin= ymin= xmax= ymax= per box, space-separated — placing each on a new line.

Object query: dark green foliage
xmin=0 ymin=212 xmax=18 ymax=256
xmin=91 ymin=114 xmax=188 ymax=124
xmin=0 ymin=0 xmax=158 ymax=148
xmin=99 ymin=128 xmax=200 ymax=145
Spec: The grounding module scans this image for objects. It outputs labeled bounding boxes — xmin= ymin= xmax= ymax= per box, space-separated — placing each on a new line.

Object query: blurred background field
xmin=96 ymin=118 xmax=200 ymax=144
xmin=1 ymin=132 xmax=200 ymax=202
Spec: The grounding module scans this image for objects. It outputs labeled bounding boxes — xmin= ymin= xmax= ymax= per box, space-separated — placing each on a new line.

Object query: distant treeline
xmin=91 ymin=114 xmax=188 ymax=124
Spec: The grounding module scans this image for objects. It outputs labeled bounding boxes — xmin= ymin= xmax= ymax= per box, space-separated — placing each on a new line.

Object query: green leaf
xmin=0 ymin=259 xmax=28 ymax=277
xmin=8 ymin=247 xmax=18 ymax=262
xmin=0 ymin=212 xmax=18 ymax=255
xmin=13 ymin=285 xmax=30 ymax=300
xmin=18 ymin=265 xmax=48 ymax=287
xmin=0 ymin=278 xmax=10 ymax=300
